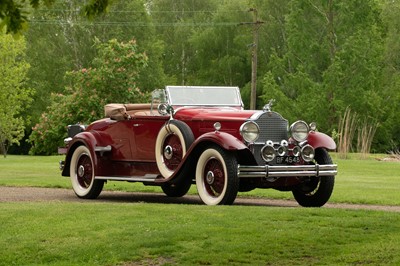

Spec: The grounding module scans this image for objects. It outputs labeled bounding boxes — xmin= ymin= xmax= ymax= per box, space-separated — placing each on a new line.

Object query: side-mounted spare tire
xmin=155 ymin=120 xmax=195 ymax=179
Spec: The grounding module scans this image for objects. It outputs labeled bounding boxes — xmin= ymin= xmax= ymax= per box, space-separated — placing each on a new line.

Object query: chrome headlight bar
xmin=260 ymin=141 xmax=315 ymax=163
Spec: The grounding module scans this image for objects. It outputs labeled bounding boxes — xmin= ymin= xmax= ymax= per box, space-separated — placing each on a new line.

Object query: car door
xmin=131 ymin=115 xmax=169 ymax=162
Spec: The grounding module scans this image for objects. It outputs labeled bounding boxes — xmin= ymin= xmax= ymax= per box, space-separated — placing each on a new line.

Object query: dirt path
xmin=1 ymin=186 xmax=400 ymax=212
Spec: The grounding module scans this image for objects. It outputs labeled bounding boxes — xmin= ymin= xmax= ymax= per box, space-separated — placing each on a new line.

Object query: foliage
xmin=186 ymin=0 xmax=251 ymax=87
xmin=4 ymin=0 xmax=399 ymax=154
xmin=0 ymin=0 xmax=112 ymax=35
xmin=0 ymin=33 xmax=33 ymax=157
xmin=379 ymin=0 xmax=400 ymax=151
xmin=259 ymin=0 xmax=386 ymax=137
xmin=149 ymin=0 xmax=219 ymax=85
xmin=24 ymin=0 xmax=165 ymax=128
xmin=29 ymin=38 xmax=149 ymax=155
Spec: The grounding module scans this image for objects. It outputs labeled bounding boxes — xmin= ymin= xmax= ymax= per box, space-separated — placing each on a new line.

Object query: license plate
xmin=276 ymin=156 xmax=300 ymax=164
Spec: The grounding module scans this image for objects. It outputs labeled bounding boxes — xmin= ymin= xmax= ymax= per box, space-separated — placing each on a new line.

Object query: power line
xmin=29 ymin=9 xmax=249 ymax=14
xmin=29 ymin=20 xmax=242 ymax=27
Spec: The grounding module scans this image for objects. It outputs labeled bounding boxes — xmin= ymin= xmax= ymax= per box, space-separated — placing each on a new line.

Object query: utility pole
xmin=240 ymin=8 xmax=264 ymax=110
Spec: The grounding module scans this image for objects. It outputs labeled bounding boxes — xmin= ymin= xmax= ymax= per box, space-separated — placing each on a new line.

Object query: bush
xmin=29 ymin=39 xmax=150 ymax=155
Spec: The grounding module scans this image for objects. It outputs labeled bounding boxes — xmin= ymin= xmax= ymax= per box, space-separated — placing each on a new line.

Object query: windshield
xmin=166 ymin=86 xmax=243 ymax=107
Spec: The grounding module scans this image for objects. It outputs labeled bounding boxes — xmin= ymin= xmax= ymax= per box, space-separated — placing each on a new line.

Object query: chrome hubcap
xmin=78 ymin=165 xmax=85 ymax=177
xmin=206 ymin=171 xmax=215 ymax=185
xmin=164 ymin=145 xmax=173 ymax=160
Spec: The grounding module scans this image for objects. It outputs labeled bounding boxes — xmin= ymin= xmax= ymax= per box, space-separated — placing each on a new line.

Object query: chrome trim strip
xmin=95 ymin=174 xmax=158 ymax=182
xmin=94 ymin=145 xmax=112 ymax=152
xmin=238 ymin=164 xmax=337 ymax=178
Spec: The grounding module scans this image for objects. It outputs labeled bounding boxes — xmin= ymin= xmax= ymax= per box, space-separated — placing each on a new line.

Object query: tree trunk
xmin=0 ymin=141 xmax=7 ymax=158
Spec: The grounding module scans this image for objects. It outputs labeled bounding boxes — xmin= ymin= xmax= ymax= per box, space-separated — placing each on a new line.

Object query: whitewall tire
xmin=195 ymin=145 xmax=239 ymax=205
xmin=70 ymin=145 xmax=104 ymax=199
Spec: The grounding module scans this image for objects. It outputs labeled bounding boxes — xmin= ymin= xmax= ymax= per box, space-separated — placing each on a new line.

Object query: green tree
xmin=260 ymin=0 xmax=386 ymax=149
xmin=18 ymin=0 xmax=166 ymax=155
xmin=0 ymin=33 xmax=33 ymax=157
xmin=25 ymin=0 xmax=165 ymax=123
xmin=29 ymin=38 xmax=149 ymax=155
xmin=149 ymin=0 xmax=218 ymax=85
xmin=380 ymin=0 xmax=400 ymax=151
xmin=187 ymin=0 xmax=251 ymax=87
xmin=0 ymin=0 xmax=110 ymax=35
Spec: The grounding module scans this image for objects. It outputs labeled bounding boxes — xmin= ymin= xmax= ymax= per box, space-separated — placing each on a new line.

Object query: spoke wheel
xmin=163 ymin=134 xmax=183 ymax=171
xmin=195 ymin=145 xmax=239 ymax=205
xmin=292 ymin=148 xmax=335 ymax=207
xmin=70 ymin=146 xmax=104 ymax=199
xmin=155 ymin=120 xmax=194 ymax=178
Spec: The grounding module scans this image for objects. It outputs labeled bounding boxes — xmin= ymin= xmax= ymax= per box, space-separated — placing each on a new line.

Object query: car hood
xmin=174 ymin=107 xmax=257 ymax=121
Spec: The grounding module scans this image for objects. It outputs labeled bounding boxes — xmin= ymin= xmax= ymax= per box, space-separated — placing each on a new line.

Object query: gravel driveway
xmin=1 ymin=186 xmax=400 ymax=212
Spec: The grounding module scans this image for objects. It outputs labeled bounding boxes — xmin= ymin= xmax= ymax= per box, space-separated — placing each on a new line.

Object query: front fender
xmin=307 ymin=131 xmax=336 ymax=150
xmin=61 ymin=131 xmax=100 ymax=177
xmin=158 ymin=131 xmax=249 ymax=184
xmin=191 ymin=131 xmax=248 ymax=151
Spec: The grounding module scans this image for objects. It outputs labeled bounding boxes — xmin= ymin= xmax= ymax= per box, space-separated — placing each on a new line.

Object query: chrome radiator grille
xmin=254 ymin=111 xmax=288 ymax=143
xmin=251 ymin=111 xmax=289 ymax=165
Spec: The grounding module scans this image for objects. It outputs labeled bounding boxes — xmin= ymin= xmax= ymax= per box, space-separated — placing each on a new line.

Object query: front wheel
xmin=195 ymin=145 xmax=239 ymax=205
xmin=292 ymin=148 xmax=335 ymax=207
xmin=70 ymin=145 xmax=104 ymax=199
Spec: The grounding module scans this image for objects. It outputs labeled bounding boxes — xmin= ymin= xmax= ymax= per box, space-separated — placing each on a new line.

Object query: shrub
xmin=29 ymin=39 xmax=150 ymax=155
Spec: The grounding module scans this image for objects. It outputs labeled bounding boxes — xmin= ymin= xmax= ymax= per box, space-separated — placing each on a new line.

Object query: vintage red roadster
xmin=60 ymin=86 xmax=337 ymax=206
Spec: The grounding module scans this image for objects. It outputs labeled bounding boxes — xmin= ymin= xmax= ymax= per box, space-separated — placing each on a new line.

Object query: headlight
xmin=240 ymin=121 xmax=259 ymax=143
xmin=290 ymin=121 xmax=309 ymax=142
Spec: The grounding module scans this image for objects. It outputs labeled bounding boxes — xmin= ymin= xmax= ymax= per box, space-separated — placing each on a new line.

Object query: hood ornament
xmin=263 ymin=99 xmax=275 ymax=112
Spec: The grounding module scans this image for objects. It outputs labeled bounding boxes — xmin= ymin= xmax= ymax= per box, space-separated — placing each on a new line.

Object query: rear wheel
xmin=195 ymin=145 xmax=239 ymax=205
xmin=161 ymin=178 xmax=192 ymax=197
xmin=70 ymin=145 xmax=104 ymax=199
xmin=292 ymin=148 xmax=335 ymax=207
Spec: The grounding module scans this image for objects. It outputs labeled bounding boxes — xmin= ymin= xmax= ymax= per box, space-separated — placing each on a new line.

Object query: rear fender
xmin=307 ymin=131 xmax=336 ymax=150
xmin=61 ymin=132 xmax=100 ymax=177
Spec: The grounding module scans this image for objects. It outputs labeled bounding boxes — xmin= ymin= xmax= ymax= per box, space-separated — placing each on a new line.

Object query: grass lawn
xmin=1 ymin=154 xmax=399 ymax=205
xmin=1 ymin=202 xmax=400 ymax=266
xmin=1 ymin=155 xmax=400 ymax=265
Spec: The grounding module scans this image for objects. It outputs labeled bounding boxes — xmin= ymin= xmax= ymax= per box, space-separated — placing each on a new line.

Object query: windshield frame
xmin=165 ymin=86 xmax=243 ymax=108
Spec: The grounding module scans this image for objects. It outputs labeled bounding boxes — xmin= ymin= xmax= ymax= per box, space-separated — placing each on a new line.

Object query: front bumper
xmin=238 ymin=164 xmax=337 ymax=178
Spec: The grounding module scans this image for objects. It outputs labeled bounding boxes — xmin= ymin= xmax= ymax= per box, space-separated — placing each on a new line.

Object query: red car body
xmin=60 ymin=86 xmax=337 ymax=206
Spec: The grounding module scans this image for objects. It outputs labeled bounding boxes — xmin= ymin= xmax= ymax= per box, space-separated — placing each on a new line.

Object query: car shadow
xmin=94 ymin=191 xmax=299 ymax=208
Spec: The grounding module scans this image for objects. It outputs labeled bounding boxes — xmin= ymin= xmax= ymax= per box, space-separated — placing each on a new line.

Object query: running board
xmin=95 ymin=174 xmax=159 ymax=182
